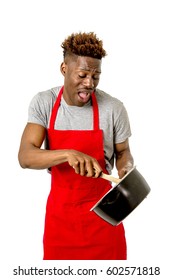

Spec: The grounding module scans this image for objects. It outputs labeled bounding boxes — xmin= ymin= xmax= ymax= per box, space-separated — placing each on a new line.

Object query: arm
xmin=18 ymin=123 xmax=102 ymax=177
xmin=115 ymin=139 xmax=134 ymax=179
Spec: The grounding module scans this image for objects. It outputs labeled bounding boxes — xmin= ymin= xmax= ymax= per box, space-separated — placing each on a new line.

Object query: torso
xmin=28 ymin=86 xmax=131 ymax=173
xmin=43 ymin=88 xmax=127 ymax=260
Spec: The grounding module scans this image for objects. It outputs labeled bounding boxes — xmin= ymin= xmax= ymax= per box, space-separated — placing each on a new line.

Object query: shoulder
xmin=28 ymin=86 xmax=62 ymax=128
xmin=30 ymin=86 xmax=61 ymax=107
xmin=95 ymin=88 xmax=125 ymax=115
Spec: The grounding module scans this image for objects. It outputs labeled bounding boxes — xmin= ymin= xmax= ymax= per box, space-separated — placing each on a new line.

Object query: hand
xmin=118 ymin=164 xmax=133 ymax=179
xmin=66 ymin=150 xmax=102 ymax=178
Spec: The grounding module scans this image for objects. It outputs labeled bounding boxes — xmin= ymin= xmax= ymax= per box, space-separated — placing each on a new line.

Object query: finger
xmin=118 ymin=169 xmax=127 ymax=179
xmin=79 ymin=159 xmax=85 ymax=176
xmin=93 ymin=168 xmax=102 ymax=178
xmin=92 ymin=162 xmax=102 ymax=178
xmin=72 ymin=160 xmax=80 ymax=174
xmin=85 ymin=160 xmax=95 ymax=177
xmin=93 ymin=169 xmax=102 ymax=178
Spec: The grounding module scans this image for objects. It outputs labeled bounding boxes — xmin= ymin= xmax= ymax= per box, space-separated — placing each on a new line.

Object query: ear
xmin=60 ymin=62 xmax=67 ymax=76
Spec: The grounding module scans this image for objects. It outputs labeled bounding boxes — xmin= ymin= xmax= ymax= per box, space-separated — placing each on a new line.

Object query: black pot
xmin=90 ymin=167 xmax=151 ymax=226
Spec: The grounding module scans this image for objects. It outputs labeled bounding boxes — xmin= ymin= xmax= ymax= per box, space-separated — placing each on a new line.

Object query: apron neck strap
xmin=49 ymin=86 xmax=99 ymax=130
xmin=91 ymin=91 xmax=99 ymax=130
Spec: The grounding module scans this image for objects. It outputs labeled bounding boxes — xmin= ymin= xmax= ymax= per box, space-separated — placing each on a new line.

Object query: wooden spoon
xmin=100 ymin=172 xmax=121 ymax=184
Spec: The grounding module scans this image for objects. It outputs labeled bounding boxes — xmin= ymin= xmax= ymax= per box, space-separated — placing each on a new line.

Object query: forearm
xmin=18 ymin=145 xmax=102 ymax=178
xmin=18 ymin=145 xmax=69 ymax=170
xmin=116 ymin=150 xmax=134 ymax=178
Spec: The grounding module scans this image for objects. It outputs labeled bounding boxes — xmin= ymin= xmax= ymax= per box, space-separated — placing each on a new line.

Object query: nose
xmin=83 ymin=76 xmax=94 ymax=89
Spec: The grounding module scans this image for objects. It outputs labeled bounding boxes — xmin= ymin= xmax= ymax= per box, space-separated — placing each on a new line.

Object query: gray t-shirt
xmin=28 ymin=86 xmax=132 ymax=173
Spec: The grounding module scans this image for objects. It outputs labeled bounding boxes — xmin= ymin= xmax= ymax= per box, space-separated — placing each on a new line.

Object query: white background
xmin=0 ymin=0 xmax=172 ymax=278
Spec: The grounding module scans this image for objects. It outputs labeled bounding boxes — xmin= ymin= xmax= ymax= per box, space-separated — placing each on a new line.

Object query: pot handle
xmin=100 ymin=172 xmax=121 ymax=184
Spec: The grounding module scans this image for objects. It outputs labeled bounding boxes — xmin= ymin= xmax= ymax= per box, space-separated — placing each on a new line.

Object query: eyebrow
xmin=79 ymin=67 xmax=101 ymax=74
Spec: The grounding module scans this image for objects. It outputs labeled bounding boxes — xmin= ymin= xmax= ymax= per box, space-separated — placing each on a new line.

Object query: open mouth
xmin=78 ymin=92 xmax=91 ymax=103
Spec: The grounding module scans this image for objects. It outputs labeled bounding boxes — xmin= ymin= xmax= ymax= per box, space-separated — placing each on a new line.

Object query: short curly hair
xmin=61 ymin=32 xmax=107 ymax=60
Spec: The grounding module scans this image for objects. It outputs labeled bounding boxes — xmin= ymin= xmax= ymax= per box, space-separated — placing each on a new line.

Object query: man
xmin=18 ymin=32 xmax=134 ymax=260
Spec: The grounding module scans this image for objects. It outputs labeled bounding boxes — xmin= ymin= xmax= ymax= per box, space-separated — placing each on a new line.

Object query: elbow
xmin=19 ymin=162 xmax=28 ymax=169
xmin=18 ymin=152 xmax=30 ymax=169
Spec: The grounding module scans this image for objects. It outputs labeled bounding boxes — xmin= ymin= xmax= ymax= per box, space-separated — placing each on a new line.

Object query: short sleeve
xmin=27 ymin=89 xmax=56 ymax=128
xmin=113 ymin=103 xmax=132 ymax=144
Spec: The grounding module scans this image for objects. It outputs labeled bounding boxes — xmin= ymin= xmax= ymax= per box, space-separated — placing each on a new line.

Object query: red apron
xmin=43 ymin=87 xmax=127 ymax=260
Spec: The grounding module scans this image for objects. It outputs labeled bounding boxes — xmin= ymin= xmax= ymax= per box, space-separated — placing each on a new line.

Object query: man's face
xmin=61 ymin=55 xmax=102 ymax=107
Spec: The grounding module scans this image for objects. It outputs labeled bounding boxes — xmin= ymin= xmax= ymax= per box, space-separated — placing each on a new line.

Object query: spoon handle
xmin=100 ymin=173 xmax=121 ymax=184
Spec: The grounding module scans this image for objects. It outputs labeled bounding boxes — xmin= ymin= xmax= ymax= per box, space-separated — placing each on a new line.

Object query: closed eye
xmin=78 ymin=74 xmax=100 ymax=80
xmin=79 ymin=74 xmax=86 ymax=78
xmin=93 ymin=76 xmax=100 ymax=80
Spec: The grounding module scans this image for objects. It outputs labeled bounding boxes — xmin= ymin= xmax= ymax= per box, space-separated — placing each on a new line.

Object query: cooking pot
xmin=90 ymin=166 xmax=151 ymax=226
